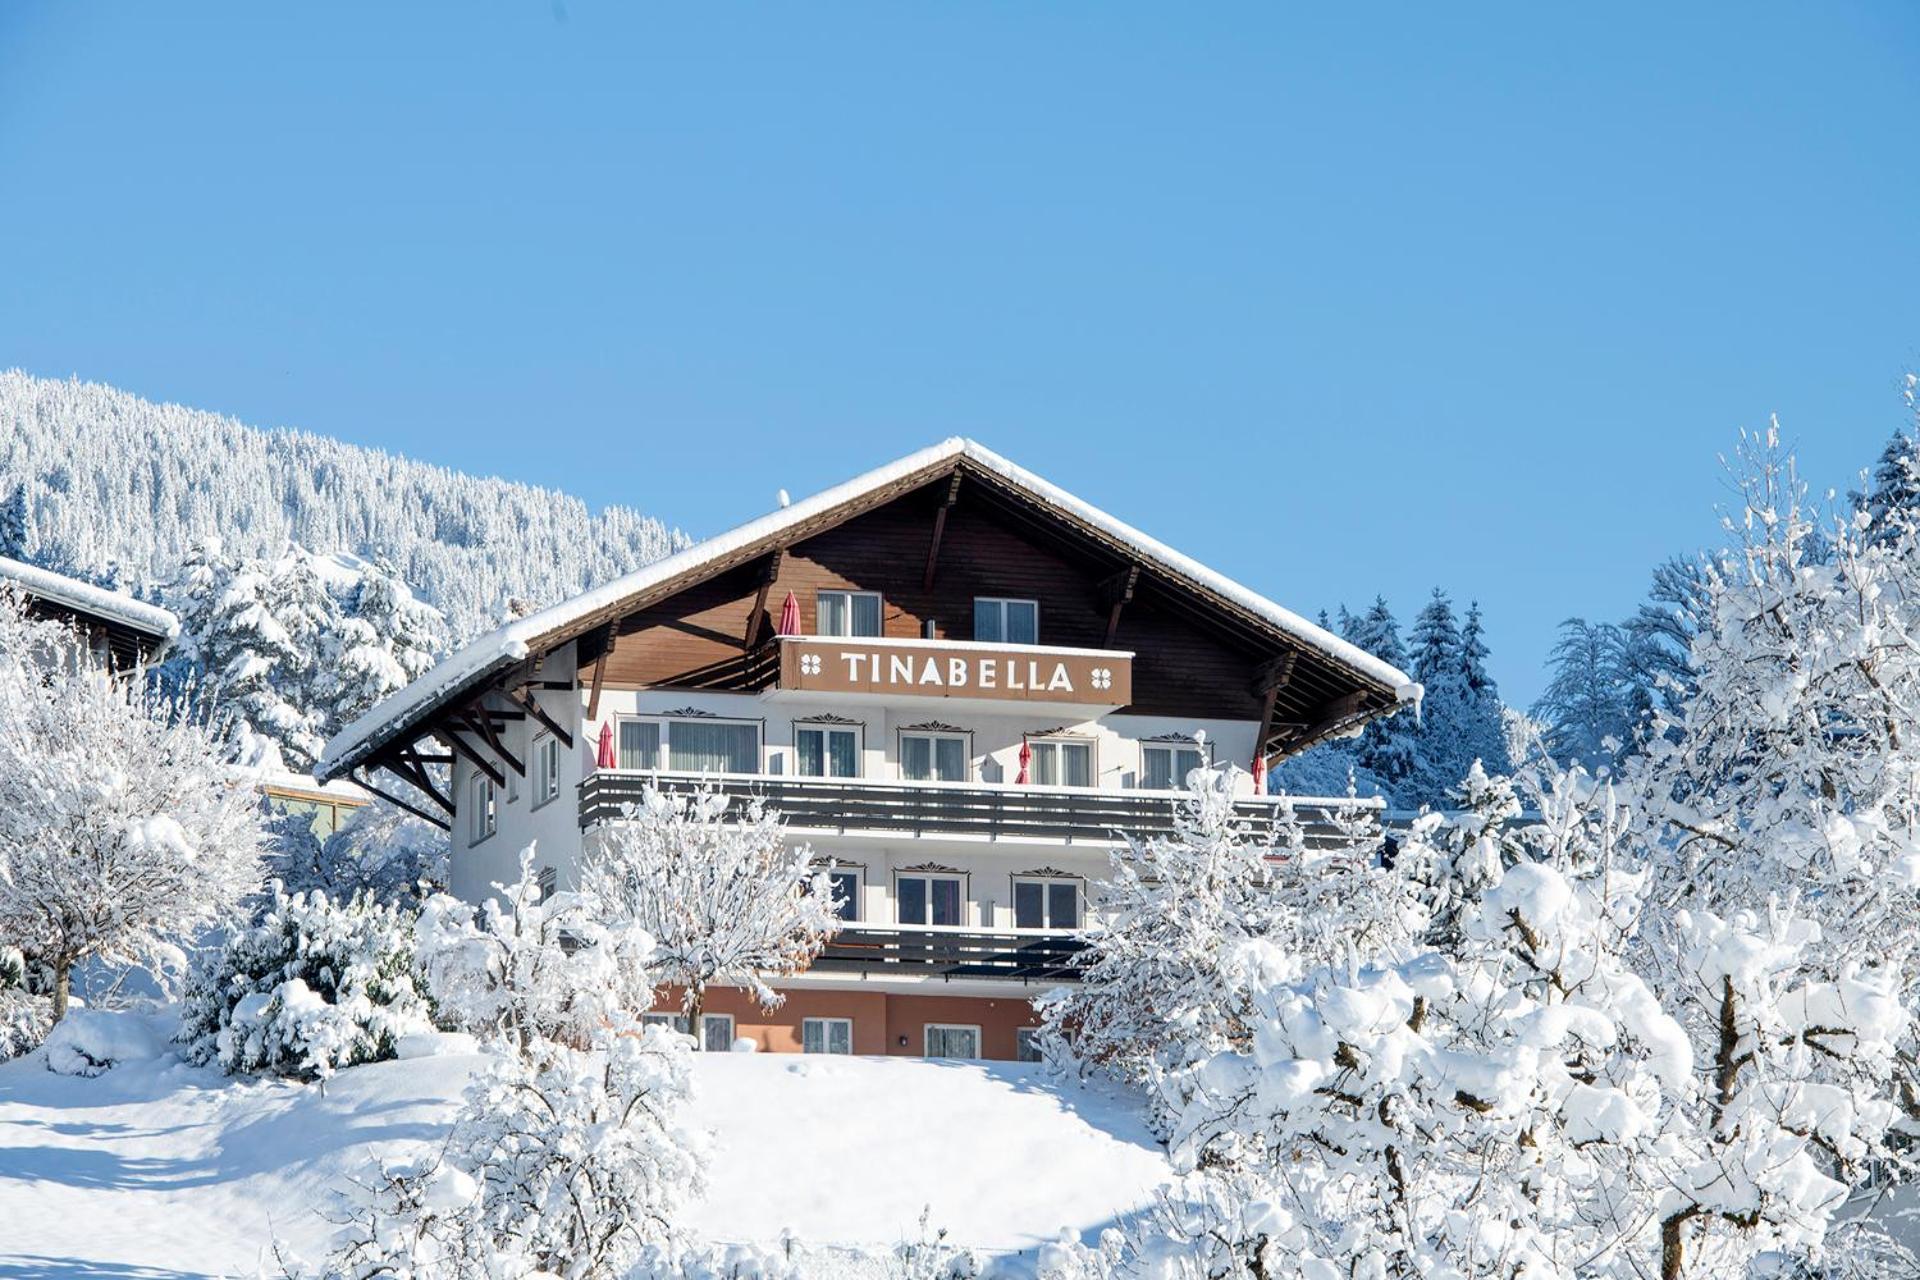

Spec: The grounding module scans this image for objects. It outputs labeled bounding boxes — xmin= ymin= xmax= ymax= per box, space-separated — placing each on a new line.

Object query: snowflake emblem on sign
xmin=1090 ymin=667 xmax=1112 ymax=690
xmin=800 ymin=653 xmax=823 ymax=676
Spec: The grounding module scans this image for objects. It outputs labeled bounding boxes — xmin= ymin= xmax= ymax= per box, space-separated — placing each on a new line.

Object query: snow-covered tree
xmin=178 ymin=884 xmax=433 ymax=1080
xmin=582 ymin=787 xmax=836 ymax=1039
xmin=268 ymin=797 xmax=449 ymax=907
xmin=1346 ymin=597 xmax=1420 ymax=786
xmin=1533 ymin=617 xmax=1635 ymax=771
xmin=1621 ymin=556 xmax=1708 ymax=732
xmin=0 ymin=589 xmax=265 ymax=1020
xmin=0 ymin=482 xmax=30 ymax=559
xmin=322 ymin=561 xmax=444 ymax=730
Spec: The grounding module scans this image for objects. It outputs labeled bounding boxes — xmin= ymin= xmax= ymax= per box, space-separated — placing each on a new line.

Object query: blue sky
xmin=2 ymin=4 xmax=1917 ymax=705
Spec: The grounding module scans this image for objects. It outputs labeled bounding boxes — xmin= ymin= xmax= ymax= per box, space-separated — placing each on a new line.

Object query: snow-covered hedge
xmin=178 ymin=884 xmax=433 ymax=1080
xmin=43 ymin=1008 xmax=164 ymax=1077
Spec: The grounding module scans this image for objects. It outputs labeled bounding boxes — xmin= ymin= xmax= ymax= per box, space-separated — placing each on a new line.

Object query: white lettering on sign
xmin=784 ymin=639 xmax=1124 ymax=705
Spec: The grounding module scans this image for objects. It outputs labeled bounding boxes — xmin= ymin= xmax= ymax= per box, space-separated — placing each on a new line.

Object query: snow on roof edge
xmin=318 ymin=437 xmax=1414 ymax=781
xmin=0 ymin=555 xmax=180 ymax=642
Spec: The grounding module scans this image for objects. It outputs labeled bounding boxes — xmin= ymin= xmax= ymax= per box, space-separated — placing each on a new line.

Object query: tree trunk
xmin=1661 ymin=1209 xmax=1693 ymax=1280
xmin=687 ymin=984 xmax=706 ymax=1050
xmin=51 ymin=956 xmax=71 ymax=1023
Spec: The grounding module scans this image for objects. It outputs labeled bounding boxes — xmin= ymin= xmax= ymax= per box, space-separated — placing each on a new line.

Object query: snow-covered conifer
xmin=1533 ymin=617 xmax=1634 ymax=770
xmin=582 ymin=787 xmax=835 ymax=1039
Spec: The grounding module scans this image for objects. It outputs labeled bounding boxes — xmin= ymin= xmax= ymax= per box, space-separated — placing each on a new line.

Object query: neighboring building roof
xmin=318 ymin=438 xmax=1418 ymax=782
xmin=0 ymin=555 xmax=181 ymax=653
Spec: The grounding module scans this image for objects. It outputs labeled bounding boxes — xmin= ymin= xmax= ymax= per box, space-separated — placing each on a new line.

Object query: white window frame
xmin=894 ymin=870 xmax=968 ymax=928
xmin=1016 ymin=1028 xmax=1045 ymax=1063
xmin=924 ymin=1023 xmax=982 ymax=1060
xmin=823 ymin=864 xmax=863 ymax=923
xmin=816 ymin=589 xmax=884 ymax=638
xmin=794 ymin=721 xmax=863 ymax=779
xmin=803 ymin=1016 xmax=854 ymax=1055
xmin=643 ymin=1012 xmax=734 ymax=1053
xmin=1011 ymin=873 xmax=1083 ymax=931
xmin=469 ymin=772 xmax=497 ymax=844
xmin=701 ymin=1013 xmax=735 ymax=1053
xmin=1141 ymin=740 xmax=1210 ymax=791
xmin=1025 ymin=735 xmax=1096 ymax=789
xmin=615 ymin=714 xmax=764 ymax=775
xmin=536 ymin=865 xmax=558 ymax=900
xmin=898 ymin=729 xmax=971 ymax=783
xmin=531 ymin=732 xmax=562 ymax=809
xmin=973 ymin=596 xmax=1039 ymax=645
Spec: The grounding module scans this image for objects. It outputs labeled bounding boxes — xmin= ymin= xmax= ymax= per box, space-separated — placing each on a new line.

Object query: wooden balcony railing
xmin=813 ymin=925 xmax=1086 ymax=983
xmin=578 ymin=770 xmax=1373 ymax=846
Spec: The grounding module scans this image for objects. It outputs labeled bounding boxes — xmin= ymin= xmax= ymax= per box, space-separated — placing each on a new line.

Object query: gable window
xmin=803 ymin=1017 xmax=853 ymax=1055
xmin=900 ymin=731 xmax=968 ymax=783
xmin=817 ymin=590 xmax=883 ymax=638
xmin=1142 ymin=742 xmax=1207 ymax=791
xmin=973 ymin=597 xmax=1038 ymax=645
xmin=795 ymin=724 xmax=860 ymax=778
xmin=532 ymin=733 xmax=561 ymax=809
xmin=618 ymin=716 xmax=760 ymax=774
xmin=896 ymin=872 xmax=965 ymax=927
xmin=1013 ymin=875 xmax=1081 ymax=930
xmin=1027 ymin=737 xmax=1093 ymax=788
xmin=469 ymin=773 xmax=497 ymax=844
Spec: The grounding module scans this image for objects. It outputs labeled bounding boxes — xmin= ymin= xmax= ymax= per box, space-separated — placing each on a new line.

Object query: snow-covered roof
xmin=318 ymin=438 xmax=1415 ymax=781
xmin=0 ymin=555 xmax=180 ymax=648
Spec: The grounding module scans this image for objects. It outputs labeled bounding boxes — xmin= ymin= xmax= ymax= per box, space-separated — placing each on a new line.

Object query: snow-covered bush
xmin=0 ymin=944 xmax=52 ymax=1061
xmin=416 ymin=847 xmax=655 ymax=1051
xmin=267 ymin=796 xmax=449 ymax=908
xmin=43 ymin=1007 xmax=164 ymax=1077
xmin=584 ymin=787 xmax=834 ymax=1036
xmin=0 ymin=587 xmax=266 ymax=1021
xmin=178 ymin=884 xmax=432 ymax=1080
xmin=1039 ymin=768 xmax=1415 ymax=1131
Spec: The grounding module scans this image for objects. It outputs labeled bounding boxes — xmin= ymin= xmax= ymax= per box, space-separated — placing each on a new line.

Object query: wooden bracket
xmin=744 ymin=548 xmax=786 ymax=650
xmin=586 ymin=623 xmax=612 ymax=720
xmin=387 ymin=745 xmax=454 ymax=814
xmin=510 ymin=687 xmax=574 ymax=750
xmin=1100 ymin=566 xmax=1139 ymax=648
xmin=352 ymin=768 xmax=451 ymax=832
xmin=461 ymin=706 xmax=525 ymax=777
xmin=1283 ymin=691 xmax=1371 ymax=752
xmin=434 ymin=727 xmax=505 ymax=789
xmin=1250 ymin=651 xmax=1298 ymax=698
xmin=922 ymin=473 xmax=963 ymax=591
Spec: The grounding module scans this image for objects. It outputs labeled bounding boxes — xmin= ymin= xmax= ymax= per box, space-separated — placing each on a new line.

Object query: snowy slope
xmin=0 ymin=1028 xmax=1170 ymax=1278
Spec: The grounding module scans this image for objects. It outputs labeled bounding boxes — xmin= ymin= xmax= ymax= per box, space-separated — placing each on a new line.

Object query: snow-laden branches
xmin=582 ymin=787 xmax=835 ymax=1033
xmin=0 ymin=587 xmax=265 ymax=1020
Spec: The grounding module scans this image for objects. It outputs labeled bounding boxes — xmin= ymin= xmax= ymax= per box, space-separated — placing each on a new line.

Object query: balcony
xmin=578 ymin=769 xmax=1371 ymax=847
xmin=813 ymin=924 xmax=1086 ymax=983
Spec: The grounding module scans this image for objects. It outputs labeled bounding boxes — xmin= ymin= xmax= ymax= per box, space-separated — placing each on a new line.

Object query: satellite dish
xmin=777 ymin=489 xmax=791 ymax=509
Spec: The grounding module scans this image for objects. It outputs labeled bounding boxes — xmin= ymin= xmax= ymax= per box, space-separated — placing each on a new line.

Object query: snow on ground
xmin=0 ymin=1023 xmax=1171 ymax=1278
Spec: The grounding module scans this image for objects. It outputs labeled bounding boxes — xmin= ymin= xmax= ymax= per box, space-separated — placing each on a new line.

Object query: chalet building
xmin=318 ymin=440 xmax=1414 ymax=1061
xmin=1 ymin=554 xmax=179 ymax=667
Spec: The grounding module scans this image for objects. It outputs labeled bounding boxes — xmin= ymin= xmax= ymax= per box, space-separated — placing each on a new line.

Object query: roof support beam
xmin=922 ymin=473 xmax=963 ymax=591
xmin=508 ymin=688 xmax=574 ymax=750
xmin=1282 ymin=691 xmax=1372 ymax=754
xmin=462 ymin=708 xmax=524 ymax=777
xmin=386 ymin=746 xmax=454 ymax=814
xmin=351 ymin=768 xmax=451 ymax=832
xmin=586 ymin=623 xmax=612 ymax=721
xmin=743 ymin=548 xmax=785 ymax=651
xmin=434 ymin=727 xmax=505 ymax=789
xmin=1099 ymin=566 xmax=1139 ymax=648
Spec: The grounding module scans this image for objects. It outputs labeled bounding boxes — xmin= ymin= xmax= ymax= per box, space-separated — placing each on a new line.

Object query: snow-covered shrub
xmin=267 ymin=796 xmax=449 ymax=909
xmin=416 ymin=847 xmax=655 ymax=1051
xmin=0 ymin=944 xmax=52 ymax=1061
xmin=626 ymin=1239 xmax=814 ymax=1279
xmin=885 ymin=1210 xmax=981 ymax=1280
xmin=43 ymin=1007 xmax=164 ymax=1077
xmin=178 ymin=884 xmax=432 ymax=1080
xmin=583 ymin=786 xmax=835 ymax=1037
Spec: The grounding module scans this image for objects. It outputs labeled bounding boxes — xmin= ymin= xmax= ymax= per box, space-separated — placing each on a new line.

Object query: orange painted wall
xmin=649 ymin=986 xmax=1041 ymax=1060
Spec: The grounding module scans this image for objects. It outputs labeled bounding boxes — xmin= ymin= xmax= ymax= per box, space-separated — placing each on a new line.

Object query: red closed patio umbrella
xmin=596 ymin=720 xmax=616 ymax=770
xmin=1016 ymin=740 xmax=1032 ymax=785
xmin=777 ymin=590 xmax=801 ymax=637
xmin=1251 ymin=752 xmax=1267 ymax=794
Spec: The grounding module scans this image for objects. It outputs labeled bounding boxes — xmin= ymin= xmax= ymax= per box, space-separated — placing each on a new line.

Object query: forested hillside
xmin=0 ymin=371 xmax=684 ymax=643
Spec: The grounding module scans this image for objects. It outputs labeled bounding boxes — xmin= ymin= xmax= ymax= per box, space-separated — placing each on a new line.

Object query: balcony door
xmin=1013 ymin=876 xmax=1081 ymax=931
xmin=1027 ymin=737 xmax=1093 ymax=788
xmin=618 ymin=716 xmax=761 ymax=774
xmin=795 ymin=724 xmax=860 ymax=778
xmin=896 ymin=872 xmax=965 ymax=927
xmin=900 ymin=731 xmax=968 ymax=783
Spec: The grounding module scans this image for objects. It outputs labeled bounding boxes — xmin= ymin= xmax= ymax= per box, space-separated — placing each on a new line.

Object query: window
xmin=973 ymin=597 xmax=1038 ymax=645
xmin=925 ymin=1024 xmax=981 ymax=1059
xmin=897 ymin=873 xmax=965 ymax=927
xmin=796 ymin=724 xmax=860 ymax=778
xmin=827 ymin=867 xmax=862 ymax=921
xmin=536 ymin=866 xmax=558 ymax=900
xmin=1016 ymin=1028 xmax=1045 ymax=1063
xmin=1142 ymin=742 xmax=1207 ymax=790
xmin=817 ymin=590 xmax=883 ymax=638
xmin=532 ymin=733 xmax=561 ymax=809
xmin=1013 ymin=876 xmax=1081 ymax=930
xmin=469 ymin=773 xmax=497 ymax=843
xmin=900 ymin=731 xmax=968 ymax=782
xmin=643 ymin=1012 xmax=734 ymax=1053
xmin=803 ymin=1017 xmax=853 ymax=1055
xmin=1027 ymin=738 xmax=1093 ymax=788
xmin=618 ymin=716 xmax=760 ymax=774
